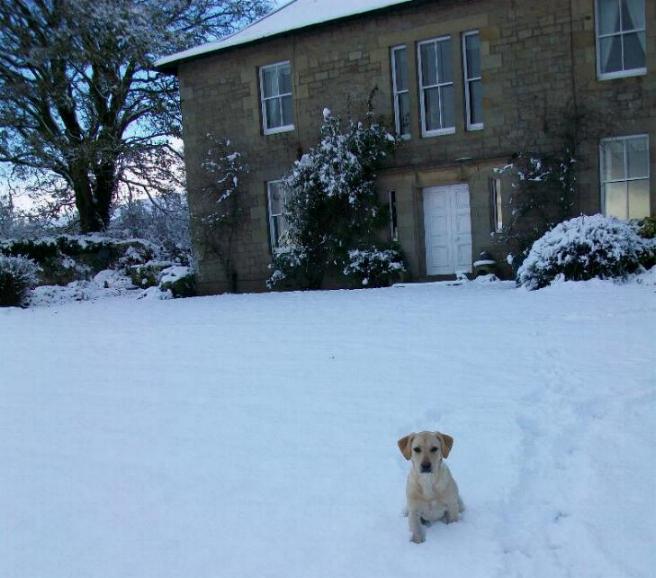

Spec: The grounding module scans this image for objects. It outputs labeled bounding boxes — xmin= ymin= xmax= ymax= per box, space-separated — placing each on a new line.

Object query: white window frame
xmin=417 ymin=36 xmax=456 ymax=138
xmin=259 ymin=61 xmax=294 ymax=135
xmin=599 ymin=134 xmax=650 ymax=219
xmin=391 ymin=45 xmax=411 ymax=140
xmin=462 ymin=30 xmax=483 ymax=131
xmin=267 ymin=180 xmax=290 ymax=250
xmin=595 ymin=0 xmax=647 ymax=80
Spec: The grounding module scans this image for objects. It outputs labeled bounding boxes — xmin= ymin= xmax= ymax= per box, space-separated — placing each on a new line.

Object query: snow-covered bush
xmin=494 ymin=144 xmax=576 ymax=274
xmin=267 ymin=246 xmax=312 ymax=290
xmin=0 ymin=254 xmax=39 ymax=307
xmin=129 ymin=262 xmax=167 ymax=288
xmin=159 ymin=265 xmax=196 ymax=298
xmin=343 ymin=247 xmax=405 ymax=287
xmin=639 ymin=216 xmax=656 ymax=239
xmin=268 ymin=107 xmax=401 ymax=289
xmin=0 ymin=235 xmax=160 ymax=285
xmin=517 ymin=215 xmax=656 ymax=290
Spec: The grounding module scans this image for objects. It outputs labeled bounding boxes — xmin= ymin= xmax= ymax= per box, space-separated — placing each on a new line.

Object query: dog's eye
xmin=413 ymin=447 xmax=421 ymax=453
xmin=430 ymin=447 xmax=438 ymax=453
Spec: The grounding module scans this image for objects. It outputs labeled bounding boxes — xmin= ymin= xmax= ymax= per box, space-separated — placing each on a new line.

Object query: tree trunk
xmin=93 ymin=160 xmax=117 ymax=230
xmin=71 ymin=160 xmax=116 ymax=233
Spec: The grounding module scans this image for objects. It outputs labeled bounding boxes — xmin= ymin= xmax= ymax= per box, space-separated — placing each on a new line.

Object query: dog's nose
xmin=420 ymin=462 xmax=432 ymax=473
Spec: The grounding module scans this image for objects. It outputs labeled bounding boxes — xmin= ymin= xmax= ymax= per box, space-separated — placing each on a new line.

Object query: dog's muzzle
xmin=420 ymin=462 xmax=432 ymax=473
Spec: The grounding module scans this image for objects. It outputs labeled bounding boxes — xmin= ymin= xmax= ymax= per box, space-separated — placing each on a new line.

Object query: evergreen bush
xmin=268 ymin=107 xmax=400 ymax=289
xmin=0 ymin=235 xmax=158 ymax=285
xmin=159 ymin=266 xmax=196 ymax=298
xmin=517 ymin=215 xmax=656 ymax=290
xmin=638 ymin=216 xmax=656 ymax=239
xmin=0 ymin=254 xmax=39 ymax=307
xmin=342 ymin=246 xmax=406 ymax=287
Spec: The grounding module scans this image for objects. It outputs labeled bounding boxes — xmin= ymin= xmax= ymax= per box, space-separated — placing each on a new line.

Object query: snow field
xmin=1 ymin=278 xmax=654 ymax=578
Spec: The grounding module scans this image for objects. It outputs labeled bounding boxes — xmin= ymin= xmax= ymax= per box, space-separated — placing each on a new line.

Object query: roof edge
xmin=155 ymin=0 xmax=416 ymax=73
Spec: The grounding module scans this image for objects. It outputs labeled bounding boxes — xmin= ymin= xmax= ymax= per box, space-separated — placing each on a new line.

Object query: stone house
xmin=157 ymin=0 xmax=655 ymax=294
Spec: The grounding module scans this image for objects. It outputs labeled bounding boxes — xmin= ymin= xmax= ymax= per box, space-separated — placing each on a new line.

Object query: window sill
xmin=421 ymin=127 xmax=456 ymax=138
xmin=271 ymin=244 xmax=297 ymax=255
xmin=263 ymin=124 xmax=295 ymax=136
xmin=597 ymin=68 xmax=647 ymax=81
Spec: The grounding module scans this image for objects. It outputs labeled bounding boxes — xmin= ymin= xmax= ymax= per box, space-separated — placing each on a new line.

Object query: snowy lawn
xmin=1 ymin=278 xmax=655 ymax=578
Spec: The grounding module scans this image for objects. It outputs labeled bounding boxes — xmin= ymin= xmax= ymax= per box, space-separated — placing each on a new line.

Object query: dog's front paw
xmin=444 ymin=511 xmax=459 ymax=524
xmin=411 ymin=533 xmax=425 ymax=544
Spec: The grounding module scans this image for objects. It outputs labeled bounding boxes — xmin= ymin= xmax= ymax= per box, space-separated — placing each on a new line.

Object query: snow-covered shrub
xmin=638 ymin=216 xmax=656 ymax=239
xmin=517 ymin=215 xmax=656 ymax=290
xmin=0 ymin=235 xmax=159 ymax=285
xmin=342 ymin=247 xmax=405 ymax=287
xmin=0 ymin=254 xmax=39 ymax=306
xmin=159 ymin=266 xmax=196 ymax=298
xmin=494 ymin=143 xmax=576 ymax=273
xmin=117 ymin=244 xmax=154 ymax=270
xmin=267 ymin=246 xmax=312 ymax=290
xmin=128 ymin=261 xmax=172 ymax=288
xmin=268 ymin=107 xmax=401 ymax=289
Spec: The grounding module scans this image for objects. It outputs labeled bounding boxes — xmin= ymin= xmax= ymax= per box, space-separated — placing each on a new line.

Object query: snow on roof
xmin=156 ymin=0 xmax=414 ymax=70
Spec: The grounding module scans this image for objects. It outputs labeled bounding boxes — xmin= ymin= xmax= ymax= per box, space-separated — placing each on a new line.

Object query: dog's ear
xmin=435 ymin=432 xmax=454 ymax=458
xmin=397 ymin=434 xmax=414 ymax=460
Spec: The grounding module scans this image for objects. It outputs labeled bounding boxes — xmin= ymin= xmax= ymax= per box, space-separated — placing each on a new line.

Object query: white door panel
xmin=423 ymin=184 xmax=473 ymax=275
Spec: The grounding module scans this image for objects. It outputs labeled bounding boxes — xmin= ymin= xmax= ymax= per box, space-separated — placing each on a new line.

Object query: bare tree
xmin=0 ymin=0 xmax=269 ymax=232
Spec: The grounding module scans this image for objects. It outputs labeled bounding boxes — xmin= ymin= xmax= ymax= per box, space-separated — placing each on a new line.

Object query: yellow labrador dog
xmin=398 ymin=431 xmax=464 ymax=543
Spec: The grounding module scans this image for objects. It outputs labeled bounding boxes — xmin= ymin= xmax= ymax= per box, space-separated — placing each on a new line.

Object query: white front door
xmin=423 ymin=184 xmax=473 ymax=275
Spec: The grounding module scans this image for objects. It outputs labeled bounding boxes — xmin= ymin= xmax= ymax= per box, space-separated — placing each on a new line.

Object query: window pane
xmin=281 ymin=94 xmax=293 ymax=126
xmin=269 ymin=182 xmax=283 ymax=214
xmin=278 ymin=63 xmax=292 ymax=94
xmin=424 ymin=87 xmax=441 ymax=131
xmin=265 ymin=98 xmax=282 ymax=129
xmin=599 ymin=35 xmax=622 ymax=73
xmin=495 ymin=179 xmax=503 ymax=232
xmin=628 ymin=179 xmax=650 ymax=219
xmin=465 ymin=34 xmax=481 ymax=78
xmin=394 ymin=47 xmax=408 ymax=91
xmin=601 ymin=140 xmax=626 ymax=180
xmin=489 ymin=178 xmax=503 ymax=232
xmin=440 ymin=84 xmax=454 ymax=129
xmin=398 ymin=92 xmax=411 ymax=135
xmin=420 ymin=43 xmax=437 ymax=86
xmin=262 ymin=66 xmax=277 ymax=98
xmin=604 ymin=181 xmax=628 ymax=219
xmin=598 ymin=0 xmax=621 ymax=34
xmin=621 ymin=0 xmax=645 ymax=30
xmin=627 ymin=136 xmax=649 ymax=179
xmin=623 ymin=32 xmax=646 ymax=70
xmin=389 ymin=190 xmax=398 ymax=240
xmin=278 ymin=215 xmax=289 ymax=243
xmin=495 ymin=191 xmax=503 ymax=231
xmin=436 ymin=39 xmax=453 ymax=83
xmin=469 ymin=79 xmax=483 ymax=125
xmin=271 ymin=215 xmax=281 ymax=247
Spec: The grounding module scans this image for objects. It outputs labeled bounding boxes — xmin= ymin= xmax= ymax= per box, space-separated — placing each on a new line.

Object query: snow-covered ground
xmin=1 ymin=277 xmax=655 ymax=578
